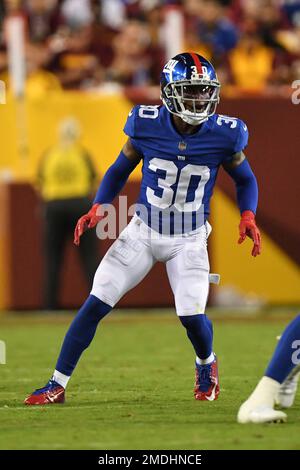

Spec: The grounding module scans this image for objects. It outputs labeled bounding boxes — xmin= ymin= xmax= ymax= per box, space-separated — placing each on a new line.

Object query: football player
xmin=24 ymin=52 xmax=261 ymax=405
xmin=238 ymin=314 xmax=300 ymax=423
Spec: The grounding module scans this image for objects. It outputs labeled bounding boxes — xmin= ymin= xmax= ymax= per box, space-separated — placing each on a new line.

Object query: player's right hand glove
xmin=74 ymin=203 xmax=103 ymax=246
xmin=238 ymin=210 xmax=261 ymax=257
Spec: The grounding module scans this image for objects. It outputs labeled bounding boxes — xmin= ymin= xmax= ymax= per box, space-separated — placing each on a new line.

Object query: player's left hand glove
xmin=238 ymin=210 xmax=261 ymax=257
xmin=74 ymin=203 xmax=103 ymax=246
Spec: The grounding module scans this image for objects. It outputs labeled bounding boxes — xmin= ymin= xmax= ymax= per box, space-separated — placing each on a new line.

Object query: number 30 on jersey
xmin=146 ymin=158 xmax=210 ymax=212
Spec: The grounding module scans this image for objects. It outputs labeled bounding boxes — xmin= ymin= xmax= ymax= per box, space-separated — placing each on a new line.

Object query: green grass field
xmin=0 ymin=310 xmax=299 ymax=450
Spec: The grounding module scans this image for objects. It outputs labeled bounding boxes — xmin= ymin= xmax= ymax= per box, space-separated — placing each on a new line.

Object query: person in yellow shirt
xmin=229 ymin=31 xmax=274 ymax=92
xmin=37 ymin=117 xmax=99 ymax=310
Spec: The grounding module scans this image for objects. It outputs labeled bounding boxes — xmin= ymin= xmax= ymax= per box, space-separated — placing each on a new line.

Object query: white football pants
xmin=91 ymin=215 xmax=211 ymax=316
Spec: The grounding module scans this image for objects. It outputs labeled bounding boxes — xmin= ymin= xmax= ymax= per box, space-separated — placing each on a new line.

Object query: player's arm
xmin=92 ymin=138 xmax=141 ymax=204
xmin=222 ymin=151 xmax=261 ymax=257
xmin=74 ymin=139 xmax=141 ymax=245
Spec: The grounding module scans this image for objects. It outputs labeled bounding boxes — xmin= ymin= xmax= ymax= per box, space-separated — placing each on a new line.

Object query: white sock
xmin=246 ymin=376 xmax=280 ymax=407
xmin=52 ymin=370 xmax=70 ymax=389
xmin=196 ymin=352 xmax=215 ymax=365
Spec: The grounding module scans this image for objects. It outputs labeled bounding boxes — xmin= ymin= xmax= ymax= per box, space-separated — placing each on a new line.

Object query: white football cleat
xmin=237 ymin=402 xmax=287 ymax=424
xmin=276 ymin=367 xmax=300 ymax=408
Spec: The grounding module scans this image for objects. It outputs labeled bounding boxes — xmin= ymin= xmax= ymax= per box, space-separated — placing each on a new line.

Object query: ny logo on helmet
xmin=163 ymin=59 xmax=179 ymax=80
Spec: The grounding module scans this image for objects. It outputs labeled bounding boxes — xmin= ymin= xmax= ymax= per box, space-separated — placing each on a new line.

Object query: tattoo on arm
xmin=122 ymin=138 xmax=142 ymax=165
xmin=222 ymin=151 xmax=246 ymax=172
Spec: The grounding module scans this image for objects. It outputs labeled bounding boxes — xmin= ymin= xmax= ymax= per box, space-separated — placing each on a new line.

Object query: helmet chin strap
xmin=180 ymin=112 xmax=208 ymax=126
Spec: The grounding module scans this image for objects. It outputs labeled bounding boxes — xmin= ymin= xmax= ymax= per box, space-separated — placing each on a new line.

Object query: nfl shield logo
xmin=178 ymin=141 xmax=187 ymax=151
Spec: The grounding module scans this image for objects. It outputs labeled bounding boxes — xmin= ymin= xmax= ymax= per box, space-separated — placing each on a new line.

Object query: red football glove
xmin=238 ymin=210 xmax=261 ymax=257
xmin=74 ymin=203 xmax=103 ymax=246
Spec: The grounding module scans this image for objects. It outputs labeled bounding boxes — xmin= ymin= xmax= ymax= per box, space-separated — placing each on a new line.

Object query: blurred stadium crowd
xmin=0 ymin=0 xmax=300 ymax=94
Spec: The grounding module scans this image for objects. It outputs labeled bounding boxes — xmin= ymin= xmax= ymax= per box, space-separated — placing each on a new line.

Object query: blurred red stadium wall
xmin=0 ymin=96 xmax=299 ymax=309
xmin=218 ymin=97 xmax=300 ymax=266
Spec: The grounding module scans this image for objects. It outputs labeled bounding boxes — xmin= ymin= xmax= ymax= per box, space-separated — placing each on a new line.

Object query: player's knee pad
xmin=91 ymin=275 xmax=120 ymax=307
xmin=91 ymin=228 xmax=145 ymax=304
xmin=174 ymin=265 xmax=209 ymax=316
xmin=174 ymin=239 xmax=209 ymax=316
xmin=183 ymin=241 xmax=209 ymax=272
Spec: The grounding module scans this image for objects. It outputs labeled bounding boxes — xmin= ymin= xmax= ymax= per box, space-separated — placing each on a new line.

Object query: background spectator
xmin=228 ymin=25 xmax=275 ymax=91
xmin=37 ymin=117 xmax=99 ymax=310
xmin=184 ymin=0 xmax=238 ymax=65
xmin=0 ymin=0 xmax=299 ymax=92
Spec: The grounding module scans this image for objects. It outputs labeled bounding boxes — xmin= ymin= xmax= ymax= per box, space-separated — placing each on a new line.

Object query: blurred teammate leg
xmin=237 ymin=314 xmax=300 ymax=423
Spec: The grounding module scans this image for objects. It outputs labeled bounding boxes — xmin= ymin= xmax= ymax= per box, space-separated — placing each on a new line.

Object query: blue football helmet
xmin=160 ymin=52 xmax=221 ymax=125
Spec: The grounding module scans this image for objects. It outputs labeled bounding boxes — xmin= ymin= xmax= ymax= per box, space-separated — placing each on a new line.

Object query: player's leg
xmin=78 ymin=228 xmax=99 ymax=287
xmin=269 ymin=314 xmax=300 ymax=408
xmin=166 ymin=223 xmax=219 ymax=401
xmin=276 ymin=365 xmax=300 ymax=409
xmin=24 ymin=219 xmax=155 ymax=404
xmin=43 ymin=201 xmax=67 ymax=310
xmin=237 ymin=314 xmax=300 ymax=423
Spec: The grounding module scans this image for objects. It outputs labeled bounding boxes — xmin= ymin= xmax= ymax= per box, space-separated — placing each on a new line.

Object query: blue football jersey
xmin=124 ymin=104 xmax=248 ymax=235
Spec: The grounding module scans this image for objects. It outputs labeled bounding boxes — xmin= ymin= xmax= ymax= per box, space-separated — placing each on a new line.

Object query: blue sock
xmin=206 ymin=315 xmax=213 ymax=337
xmin=55 ymin=295 xmax=112 ymax=376
xmin=179 ymin=314 xmax=213 ymax=360
xmin=265 ymin=314 xmax=300 ymax=383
